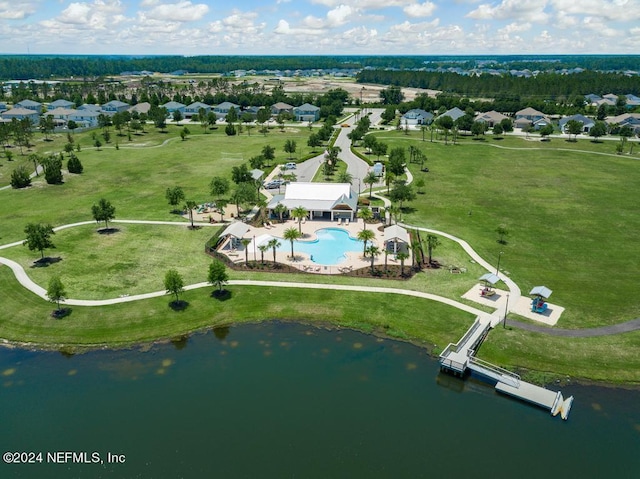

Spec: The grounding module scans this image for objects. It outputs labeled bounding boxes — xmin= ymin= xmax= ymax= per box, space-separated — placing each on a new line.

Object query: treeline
xmin=2 ymin=55 xmax=640 ymax=81
xmin=357 ymin=70 xmax=640 ymax=99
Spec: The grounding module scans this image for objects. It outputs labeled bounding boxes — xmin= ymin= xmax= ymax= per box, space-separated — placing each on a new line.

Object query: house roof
xmin=220 ymin=221 xmax=251 ymax=239
xmin=1 ymin=107 xmax=39 ymax=117
xmin=294 ymin=103 xmax=320 ymax=112
xmin=46 ymin=107 xmax=76 ymax=116
xmin=402 ymin=109 xmax=433 ymax=120
xmin=530 ymin=286 xmax=552 ymax=298
xmin=78 ymin=103 xmax=101 ymax=111
xmin=161 ymin=101 xmax=186 ymax=109
xmin=516 ymin=107 xmax=545 ymax=117
xmin=479 ymin=273 xmax=500 ymax=285
xmin=272 ymin=182 xmax=357 ymax=211
xmin=16 ymin=99 xmax=42 ymax=107
xmin=102 ymin=100 xmax=129 ymax=108
xmin=250 ymin=169 xmax=264 ymax=180
xmin=128 ymin=102 xmax=150 ymax=114
xmin=384 ymin=225 xmax=409 ymax=244
xmin=475 ymin=110 xmax=508 ymax=123
xmin=48 ymin=99 xmax=74 ymax=108
xmin=438 ymin=107 xmax=465 ymax=121
xmin=559 ymin=114 xmax=595 ymax=128
xmin=185 ymin=101 xmax=210 ymax=110
xmin=215 ymin=101 xmax=239 ymax=109
xmin=272 ymin=102 xmax=293 ymax=110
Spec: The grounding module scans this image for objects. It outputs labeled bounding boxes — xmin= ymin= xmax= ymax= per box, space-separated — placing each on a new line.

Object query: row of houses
xmin=584 ymin=93 xmax=640 ymax=108
xmin=401 ymin=106 xmax=640 ymax=135
xmin=0 ymin=99 xmax=322 ymax=128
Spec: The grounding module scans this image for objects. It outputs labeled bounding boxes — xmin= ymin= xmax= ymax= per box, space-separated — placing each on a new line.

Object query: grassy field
xmin=1 ymin=125 xmax=640 ymax=384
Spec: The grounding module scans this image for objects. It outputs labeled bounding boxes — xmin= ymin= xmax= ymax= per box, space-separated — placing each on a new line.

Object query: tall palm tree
xmin=366 ymin=245 xmax=380 ymax=274
xmin=357 ymin=229 xmax=375 ymax=256
xmin=184 ymin=200 xmax=197 ymax=228
xmin=397 ymin=252 xmax=409 ymax=276
xmin=274 ymin=203 xmax=287 ymax=223
xmin=426 ymin=234 xmax=441 ymax=265
xmin=268 ymin=238 xmax=281 ymax=263
xmin=258 ymin=244 xmax=269 ymax=265
xmin=388 ymin=204 xmax=401 ymax=225
xmin=291 ymin=205 xmax=308 ymax=234
xmin=241 ymin=238 xmax=251 ymax=264
xmin=358 ymin=207 xmax=373 ymax=230
xmin=364 ymin=171 xmax=378 ymax=198
xmin=336 ymin=171 xmax=353 ymax=184
xmin=283 ymin=227 xmax=301 ymax=260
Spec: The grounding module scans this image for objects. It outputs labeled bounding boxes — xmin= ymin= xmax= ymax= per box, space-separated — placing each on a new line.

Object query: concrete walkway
xmin=506 ymin=318 xmax=640 ymax=337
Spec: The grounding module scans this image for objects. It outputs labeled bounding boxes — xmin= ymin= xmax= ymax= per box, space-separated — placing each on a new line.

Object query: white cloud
xmin=311 ymin=0 xmax=410 ymax=9
xmin=0 ymin=1 xmax=36 ymax=20
xmin=208 ymin=11 xmax=266 ymax=36
xmin=274 ymin=19 xmax=325 ymax=36
xmin=498 ymin=22 xmax=531 ymax=34
xmin=467 ymin=0 xmax=549 ymax=23
xmin=549 ymin=0 xmax=640 ymax=21
xmin=40 ymin=0 xmax=126 ymax=32
xmin=404 ymin=2 xmax=437 ymax=18
xmin=144 ymin=1 xmax=209 ymax=22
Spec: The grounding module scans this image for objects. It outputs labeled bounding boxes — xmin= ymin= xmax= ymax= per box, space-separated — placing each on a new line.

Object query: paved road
xmin=506 ymin=318 xmax=640 ymax=337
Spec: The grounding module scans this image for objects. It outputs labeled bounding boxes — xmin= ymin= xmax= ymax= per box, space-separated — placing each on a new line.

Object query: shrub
xmin=67 ymin=153 xmax=83 ymax=174
xmin=10 ymin=165 xmax=31 ymax=188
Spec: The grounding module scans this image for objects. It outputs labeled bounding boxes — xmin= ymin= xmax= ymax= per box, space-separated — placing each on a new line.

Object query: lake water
xmin=1 ymin=322 xmax=638 ymax=478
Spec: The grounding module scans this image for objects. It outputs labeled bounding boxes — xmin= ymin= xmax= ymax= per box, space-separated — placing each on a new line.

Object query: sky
xmin=0 ymin=0 xmax=639 ymax=56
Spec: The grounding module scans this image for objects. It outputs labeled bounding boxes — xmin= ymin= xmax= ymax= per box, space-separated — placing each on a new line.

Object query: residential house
xmin=436 ymin=107 xmax=466 ymax=123
xmin=0 ymin=102 xmax=6 ymax=113
xmin=213 ymin=101 xmax=240 ymax=120
xmin=48 ymin=99 xmax=75 ymax=110
xmin=1 ymin=107 xmax=40 ymax=125
xmin=401 ymin=109 xmax=434 ymax=126
xmin=15 ymin=99 xmax=43 ymax=114
xmin=78 ymin=103 xmax=101 ymax=112
xmin=161 ymin=101 xmax=186 ymax=117
xmin=271 ymin=102 xmax=294 ymax=116
xmin=607 ymin=113 xmax=640 ymax=134
xmin=128 ymin=102 xmax=151 ymax=115
xmin=559 ymin=114 xmax=595 ymax=134
xmin=45 ymin=107 xmax=76 ymax=127
xmin=68 ymin=109 xmax=100 ymax=128
xmin=623 ymin=94 xmax=640 ymax=108
xmin=474 ymin=110 xmax=509 ymax=128
xmin=183 ymin=101 xmax=210 ymax=119
xmin=584 ymin=94 xmax=601 ymax=105
xmin=293 ymin=103 xmax=321 ymax=122
xmin=514 ymin=107 xmax=551 ymax=130
xmin=267 ymin=182 xmax=357 ymax=222
xmin=101 ymin=100 xmax=130 ymax=116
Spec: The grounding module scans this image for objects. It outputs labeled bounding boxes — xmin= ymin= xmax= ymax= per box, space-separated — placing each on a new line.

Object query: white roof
xmin=384 ymin=224 xmax=409 ymax=243
xmin=530 ymin=286 xmax=552 ymax=298
xmin=285 ymin=182 xmax=351 ymax=201
xmin=220 ymin=221 xmax=250 ymax=239
xmin=479 ymin=273 xmax=501 ymax=285
xmin=248 ymin=234 xmax=275 ymax=250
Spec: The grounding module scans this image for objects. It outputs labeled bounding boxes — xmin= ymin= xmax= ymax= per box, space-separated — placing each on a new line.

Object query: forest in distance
xmin=1 ymin=54 xmax=640 ymax=81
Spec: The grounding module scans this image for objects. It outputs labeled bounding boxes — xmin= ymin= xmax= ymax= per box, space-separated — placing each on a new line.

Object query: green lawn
xmin=2 ymin=125 xmax=640 ymax=384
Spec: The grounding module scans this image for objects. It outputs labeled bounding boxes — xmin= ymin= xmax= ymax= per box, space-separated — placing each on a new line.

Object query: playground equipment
xmin=530 ymin=286 xmax=552 ymax=314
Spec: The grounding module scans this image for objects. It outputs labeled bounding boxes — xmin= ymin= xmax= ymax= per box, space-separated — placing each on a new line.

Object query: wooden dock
xmin=439 ymin=316 xmax=574 ymax=420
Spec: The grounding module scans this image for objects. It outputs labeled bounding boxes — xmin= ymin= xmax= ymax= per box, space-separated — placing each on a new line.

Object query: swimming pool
xmin=278 ymin=227 xmax=361 ymax=265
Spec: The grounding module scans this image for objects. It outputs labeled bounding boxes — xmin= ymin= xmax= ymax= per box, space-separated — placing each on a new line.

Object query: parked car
xmin=263 ymin=179 xmax=284 ymax=189
xmin=284 ymin=162 xmax=297 ymax=169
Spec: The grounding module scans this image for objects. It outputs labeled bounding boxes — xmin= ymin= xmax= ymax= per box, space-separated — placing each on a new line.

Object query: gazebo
xmin=384 ymin=224 xmax=409 ymax=254
xmin=218 ymin=222 xmax=251 ymax=251
xmin=530 ymin=286 xmax=552 ymax=313
xmin=479 ymin=273 xmax=500 ymax=297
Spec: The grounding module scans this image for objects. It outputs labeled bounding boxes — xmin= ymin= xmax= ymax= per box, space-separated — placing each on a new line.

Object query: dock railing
xmin=468 ymin=356 xmax=521 ymax=388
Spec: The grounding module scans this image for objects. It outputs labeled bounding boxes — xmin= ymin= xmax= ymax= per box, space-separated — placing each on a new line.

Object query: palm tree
xmin=291 ymin=205 xmax=308 ymax=234
xmin=388 ymin=204 xmax=401 ymax=225
xmin=410 ymin=239 xmax=422 ymax=269
xmin=426 ymin=234 xmax=441 ymax=265
xmin=184 ymin=200 xmax=197 ymax=228
xmin=241 ymin=238 xmax=251 ymax=264
xmin=367 ymin=245 xmax=380 ymax=274
xmin=283 ymin=227 xmax=301 ymax=260
xmin=357 ymin=229 xmax=375 ymax=256
xmin=358 ymin=207 xmax=373 ymax=230
xmin=364 ymin=171 xmax=378 ymax=198
xmin=384 ymin=247 xmax=389 ymax=272
xmin=397 ymin=251 xmax=409 ymax=276
xmin=274 ymin=203 xmax=287 ymax=223
xmin=258 ymin=244 xmax=269 ymax=265
xmin=336 ymin=171 xmax=353 ymax=184
xmin=268 ymin=238 xmax=281 ymax=263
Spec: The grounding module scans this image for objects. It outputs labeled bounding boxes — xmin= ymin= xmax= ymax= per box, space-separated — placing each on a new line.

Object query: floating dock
xmin=439 ymin=316 xmax=573 ymax=420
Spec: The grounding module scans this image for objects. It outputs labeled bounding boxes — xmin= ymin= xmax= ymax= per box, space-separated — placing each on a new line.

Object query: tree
xmin=589 ymin=121 xmax=608 ymax=142
xmin=389 ymin=181 xmax=416 ymax=209
xmin=500 ymin=118 xmax=513 ymax=133
xmin=232 ymin=182 xmax=255 ymax=215
xmin=268 ymin=238 xmax=281 ymax=263
xmin=307 ymin=132 xmax=322 ymax=150
xmin=225 ymin=123 xmax=236 ymax=136
xmin=471 ymin=121 xmax=486 ymax=138
xmin=180 ymin=126 xmax=190 ymax=140
xmin=415 ymin=177 xmax=426 ymax=194
xmin=380 ymin=85 xmax=404 ymax=105
xmin=364 ymin=171 xmax=378 ymax=198
xmin=363 ymin=134 xmax=378 ymax=153
xmin=231 ymin=164 xmax=252 ymax=185
xmin=23 ymin=223 xmax=55 ymax=259
xmin=284 ymin=139 xmax=297 ymax=159
xmin=274 ymin=203 xmax=287 ymax=223
xmin=91 ymin=198 xmax=116 ymax=229
xmin=241 ymin=238 xmax=251 ymax=265
xmin=210 ymin=176 xmax=230 ymax=203
xmin=261 ymin=144 xmax=275 ymax=165
xmin=165 ymin=186 xmax=185 ymax=210
xmin=67 ymin=153 xmax=83 ymax=174
xmin=10 ymin=165 xmax=31 ymax=189
xmin=226 ymin=106 xmax=238 ymax=124
xmin=496 ymin=225 xmax=509 ymax=245
xmin=371 ymin=141 xmax=387 ymax=160
xmin=539 ymin=124 xmax=554 ymax=140
xmin=387 ymin=147 xmax=406 ymax=176
xmin=208 ymin=259 xmax=229 ymax=292
xmin=41 ymin=155 xmax=63 ymax=184
xmin=397 ymin=252 xmax=409 ymax=276
xmin=258 ymin=244 xmax=269 ymax=265
xmin=292 ymin=205 xmax=308 ymax=234
xmin=426 ymin=234 xmax=440 ymax=265
xmin=283 ymin=227 xmax=301 ymax=260
xmin=358 ymin=207 xmax=373 ymax=229
xmin=249 ymin=155 xmax=265 ymax=170
xmin=596 ymin=103 xmax=608 ymax=121
xmin=256 ymin=107 xmax=271 ymax=128
xmin=366 ymin=245 xmax=380 ymax=274
xmin=39 ymin=114 xmax=55 ymax=141
xmin=184 ymin=200 xmax=197 ymax=228
xmin=47 ymin=276 xmax=66 ymax=313
xmin=357 ymin=229 xmax=375 ymax=256
xmin=566 ymin=120 xmax=582 ymax=141
xmin=164 ymin=269 xmax=184 ymax=303
xmin=492 ymin=123 xmax=504 ymax=137
xmin=437 ymin=115 xmax=454 ymax=144
xmin=336 ymin=171 xmax=353 ymax=184
xmin=173 ymin=110 xmax=183 ymax=125
xmin=381 ymin=105 xmax=397 ymax=124
xmin=94 ymin=138 xmax=102 ymax=150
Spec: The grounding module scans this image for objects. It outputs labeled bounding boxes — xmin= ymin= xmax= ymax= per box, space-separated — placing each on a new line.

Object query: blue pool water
xmin=278 ymin=227 xmax=362 ymax=265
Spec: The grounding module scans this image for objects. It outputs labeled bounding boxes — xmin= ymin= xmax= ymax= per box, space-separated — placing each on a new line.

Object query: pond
xmin=1 ymin=322 xmax=638 ymax=478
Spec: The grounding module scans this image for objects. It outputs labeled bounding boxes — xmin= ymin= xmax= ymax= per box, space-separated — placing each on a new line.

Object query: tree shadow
xmin=169 ymin=300 xmax=189 ymax=311
xmin=32 ymin=256 xmax=62 ymax=268
xmin=171 ymin=335 xmax=189 ymax=350
xmin=188 ymin=225 xmax=202 ymax=230
xmin=213 ymin=326 xmax=231 ymax=341
xmin=51 ymin=308 xmax=72 ymax=319
xmin=497 ymin=239 xmax=508 ymax=245
xmin=211 ymin=289 xmax=232 ymax=301
xmin=97 ymin=227 xmax=121 ymax=235
xmin=492 ymin=137 xmax=505 ymax=141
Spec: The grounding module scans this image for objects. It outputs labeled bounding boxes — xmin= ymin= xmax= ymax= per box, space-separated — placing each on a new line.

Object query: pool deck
xmin=219 ymin=218 xmax=401 ymax=274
